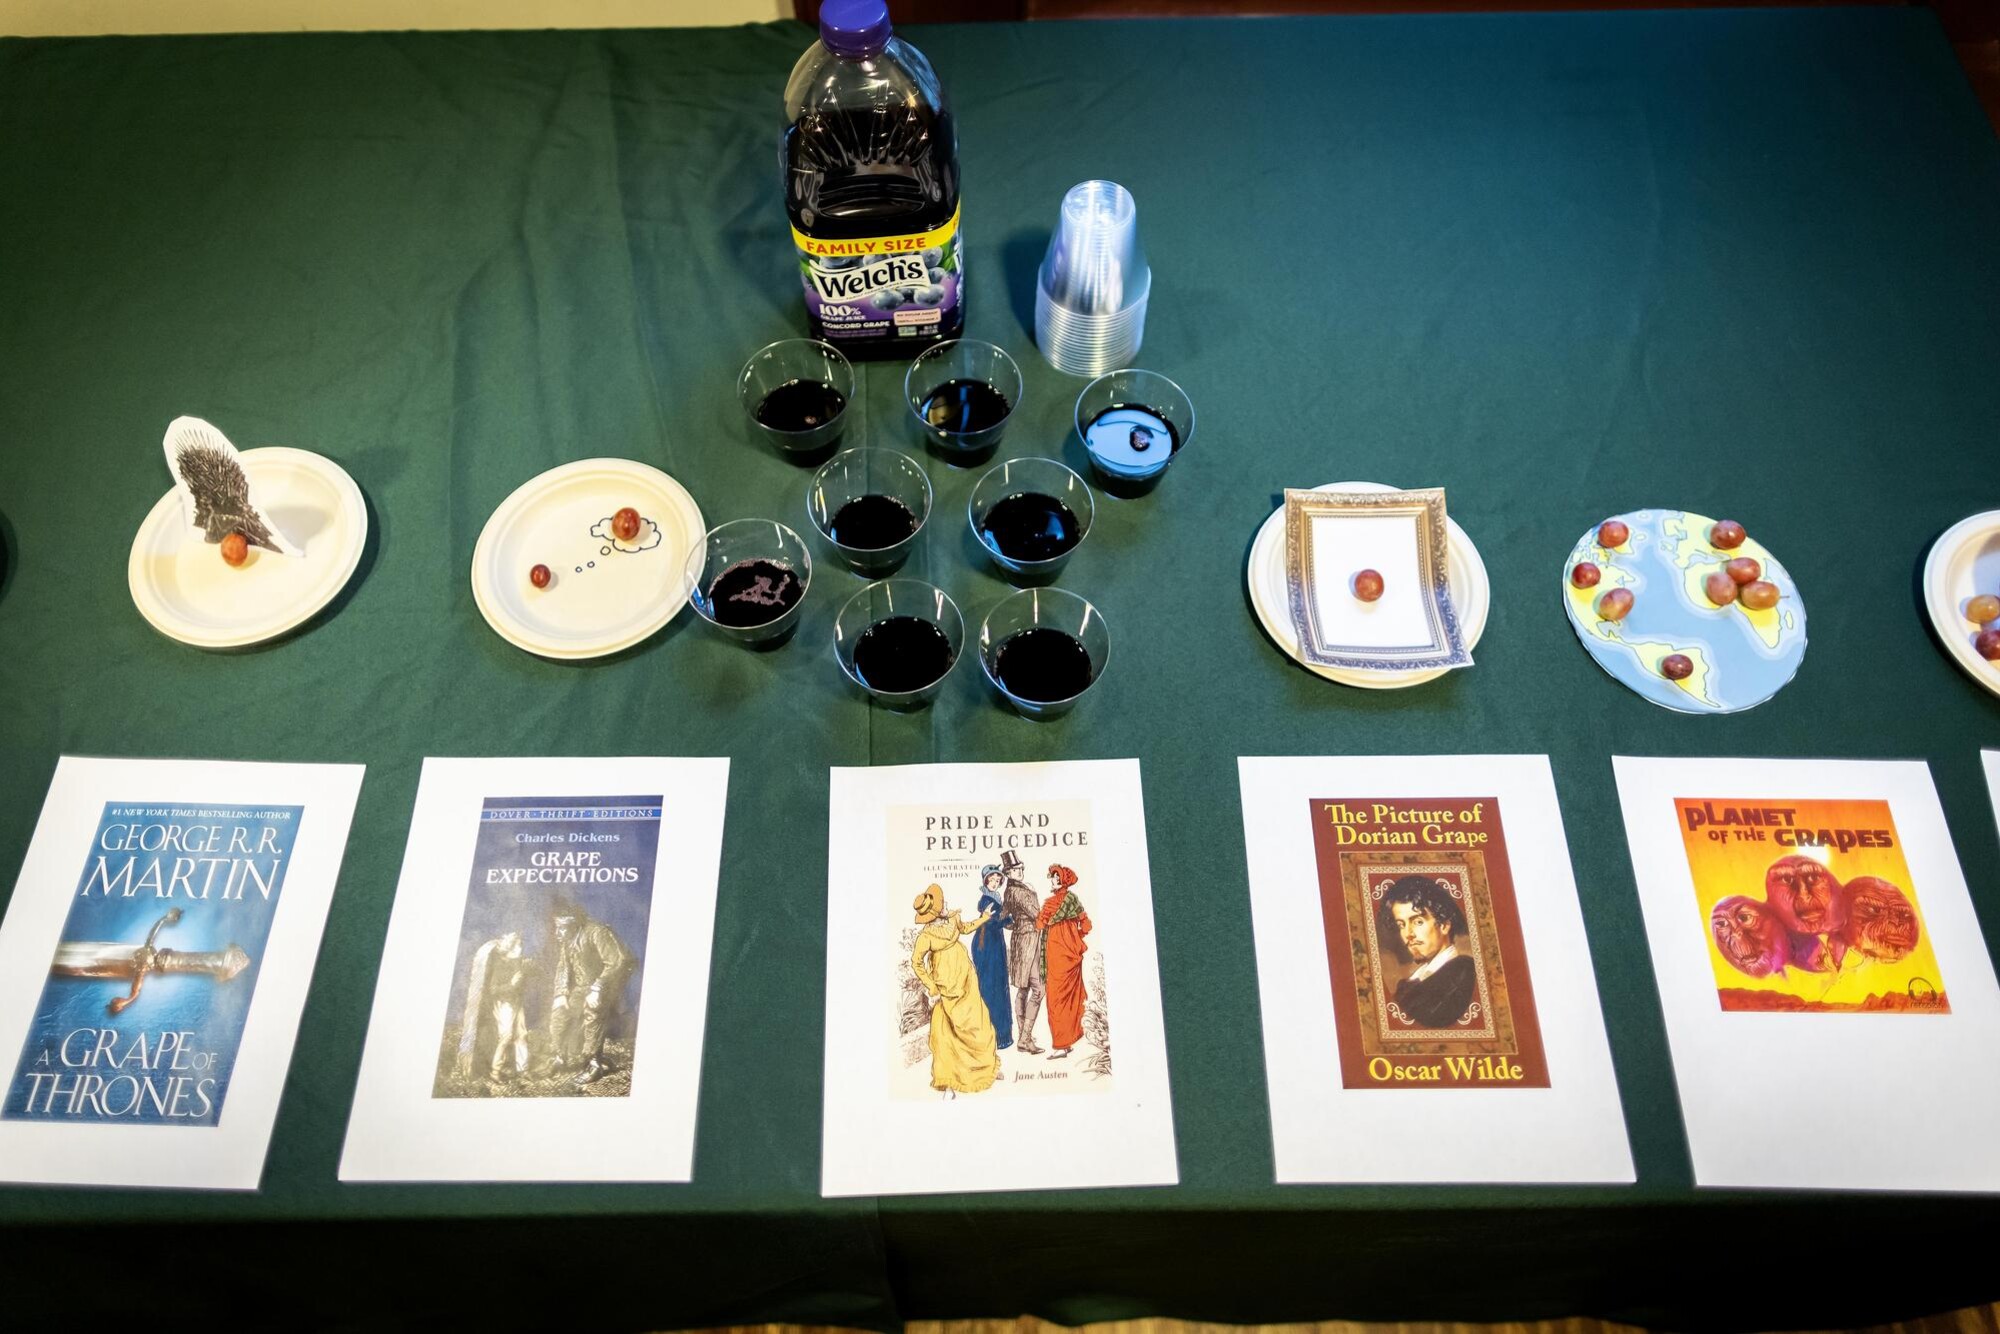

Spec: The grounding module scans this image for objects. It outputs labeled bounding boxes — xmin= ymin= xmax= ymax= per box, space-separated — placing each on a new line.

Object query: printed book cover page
xmin=1982 ymin=750 xmax=2000 ymax=883
xmin=1239 ymin=755 xmax=1632 ymax=1184
xmin=0 ymin=756 xmax=364 ymax=1189
xmin=339 ymin=757 xmax=728 ymax=1183
xmin=821 ymin=760 xmax=1177 ymax=1197
xmin=1614 ymin=756 xmax=2000 ymax=1190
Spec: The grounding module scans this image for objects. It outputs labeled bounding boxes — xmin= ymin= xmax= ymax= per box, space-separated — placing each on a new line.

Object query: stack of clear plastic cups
xmin=1035 ymin=181 xmax=1151 ymax=376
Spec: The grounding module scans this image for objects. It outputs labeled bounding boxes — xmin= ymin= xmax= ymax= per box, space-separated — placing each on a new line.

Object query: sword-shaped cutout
xmin=50 ymin=908 xmax=253 ymax=1015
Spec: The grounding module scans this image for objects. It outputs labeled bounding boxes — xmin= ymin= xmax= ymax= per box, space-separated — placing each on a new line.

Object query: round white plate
xmin=1923 ymin=508 xmax=2000 ymax=698
xmin=128 ymin=446 xmax=367 ymax=649
xmin=471 ymin=458 xmax=703 ymax=660
xmin=1246 ymin=481 xmax=1490 ymax=689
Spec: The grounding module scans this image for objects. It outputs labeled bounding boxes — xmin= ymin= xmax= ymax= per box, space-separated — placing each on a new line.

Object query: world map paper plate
xmin=1561 ymin=509 xmax=1806 ymax=714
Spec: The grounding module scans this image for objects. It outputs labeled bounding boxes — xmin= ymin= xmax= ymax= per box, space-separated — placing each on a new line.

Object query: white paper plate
xmin=128 ymin=446 xmax=366 ymax=649
xmin=1247 ymin=481 xmax=1489 ymax=689
xmin=471 ymin=458 xmax=703 ymax=660
xmin=1922 ymin=508 xmax=2000 ymax=698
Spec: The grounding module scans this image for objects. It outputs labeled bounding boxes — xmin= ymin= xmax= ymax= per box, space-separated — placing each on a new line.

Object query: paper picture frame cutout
xmin=1283 ymin=487 xmax=1471 ymax=671
xmin=164 ymin=417 xmax=302 ymax=558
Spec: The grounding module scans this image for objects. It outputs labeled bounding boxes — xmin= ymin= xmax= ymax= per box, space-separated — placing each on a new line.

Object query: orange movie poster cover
xmin=1675 ymin=798 xmax=1948 ymax=1013
xmin=1308 ymin=797 xmax=1549 ymax=1089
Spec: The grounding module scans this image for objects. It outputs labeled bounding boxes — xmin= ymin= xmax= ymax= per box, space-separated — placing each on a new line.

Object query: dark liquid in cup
xmin=828 ymin=494 xmax=919 ymax=550
xmin=706 ymin=558 xmax=804 ymax=628
xmin=852 ymin=615 xmax=954 ymax=693
xmin=920 ymin=378 xmax=1011 ymax=435
xmin=992 ymin=627 xmax=1094 ymax=703
xmin=978 ymin=492 xmax=1083 ymax=564
xmin=755 ymin=379 xmax=847 ymax=432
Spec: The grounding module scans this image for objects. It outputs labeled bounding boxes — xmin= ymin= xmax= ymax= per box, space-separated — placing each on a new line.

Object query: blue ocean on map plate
xmin=1561 ymin=508 xmax=1807 ymax=714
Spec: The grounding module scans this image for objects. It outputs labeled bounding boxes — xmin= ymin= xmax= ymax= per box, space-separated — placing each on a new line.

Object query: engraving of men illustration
xmin=1379 ymin=875 xmax=1477 ymax=1029
xmin=453 ymin=931 xmax=534 ymax=1081
xmin=545 ymin=897 xmax=635 ymax=1088
xmin=1038 ymin=864 xmax=1093 ymax=1059
xmin=970 ymin=865 xmax=1014 ymax=1051
xmin=999 ymin=849 xmax=1045 ymax=1055
xmin=909 ymin=885 xmax=998 ymax=1097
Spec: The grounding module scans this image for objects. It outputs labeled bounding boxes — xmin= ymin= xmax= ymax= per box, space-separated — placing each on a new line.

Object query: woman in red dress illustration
xmin=1038 ymin=864 xmax=1093 ymax=1058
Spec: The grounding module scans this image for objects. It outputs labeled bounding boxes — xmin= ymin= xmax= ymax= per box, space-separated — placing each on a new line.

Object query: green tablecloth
xmin=3 ymin=7 xmax=1999 ymax=1329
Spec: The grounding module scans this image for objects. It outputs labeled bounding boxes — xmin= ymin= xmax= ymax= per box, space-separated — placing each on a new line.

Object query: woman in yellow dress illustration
xmin=910 ymin=885 xmax=999 ymax=1097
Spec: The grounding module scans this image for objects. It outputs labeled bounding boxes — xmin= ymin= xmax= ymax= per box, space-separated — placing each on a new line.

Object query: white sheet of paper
xmin=1984 ymin=752 xmax=2000 ymax=836
xmin=339 ymin=757 xmax=728 ymax=1182
xmin=820 ymin=760 xmax=1178 ymax=1197
xmin=1307 ymin=512 xmax=1432 ymax=650
xmin=1986 ymin=751 xmax=2000 ymax=841
xmin=0 ymin=756 xmax=363 ymax=1189
xmin=1237 ymin=755 xmax=1633 ymax=1184
xmin=1613 ymin=756 xmax=2000 ymax=1191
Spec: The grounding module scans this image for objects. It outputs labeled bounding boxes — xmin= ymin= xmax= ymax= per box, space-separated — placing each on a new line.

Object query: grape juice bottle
xmin=783 ymin=0 xmax=963 ymax=358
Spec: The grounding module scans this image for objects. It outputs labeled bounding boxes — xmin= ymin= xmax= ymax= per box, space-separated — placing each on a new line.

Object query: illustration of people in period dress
xmin=970 ymin=866 xmax=1014 ymax=1051
xmin=1038 ymin=864 xmax=1093 ymax=1059
xmin=1000 ymin=849 xmax=1045 ymax=1055
xmin=545 ymin=897 xmax=635 ymax=1088
xmin=910 ymin=885 xmax=999 ymax=1097
xmin=453 ymin=931 xmax=535 ymax=1082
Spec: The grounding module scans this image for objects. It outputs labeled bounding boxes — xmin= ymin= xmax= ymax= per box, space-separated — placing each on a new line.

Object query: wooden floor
xmin=703 ymin=1311 xmax=2000 ymax=1334
xmin=1958 ymin=34 xmax=2000 ymax=133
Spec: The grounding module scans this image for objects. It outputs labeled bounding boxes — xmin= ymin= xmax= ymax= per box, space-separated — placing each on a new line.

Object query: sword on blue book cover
xmin=51 ymin=908 xmax=252 ymax=1014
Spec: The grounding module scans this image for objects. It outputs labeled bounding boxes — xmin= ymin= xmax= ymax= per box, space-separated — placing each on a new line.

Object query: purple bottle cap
xmin=820 ymin=0 xmax=892 ymax=58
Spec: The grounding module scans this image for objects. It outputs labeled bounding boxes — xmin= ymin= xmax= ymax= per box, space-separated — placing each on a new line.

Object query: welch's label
xmin=793 ymin=204 xmax=962 ymax=342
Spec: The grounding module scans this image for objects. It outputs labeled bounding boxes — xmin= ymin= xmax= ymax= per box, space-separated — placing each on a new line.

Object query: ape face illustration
xmin=1711 ymin=895 xmax=1789 ymax=977
xmin=1765 ymin=856 xmax=1843 ymax=935
xmin=1834 ymin=877 xmax=1920 ymax=963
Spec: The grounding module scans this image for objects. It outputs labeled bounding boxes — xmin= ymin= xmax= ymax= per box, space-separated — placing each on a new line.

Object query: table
xmin=3 ymin=8 xmax=1999 ymax=1329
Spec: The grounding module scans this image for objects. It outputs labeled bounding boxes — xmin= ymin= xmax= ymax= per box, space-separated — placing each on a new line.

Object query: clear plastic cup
xmin=739 ymin=340 xmax=854 ymax=460
xmin=805 ymin=447 xmax=933 ymax=578
xmin=1036 ymin=288 xmax=1149 ymax=376
xmin=904 ymin=339 xmax=1021 ymax=464
xmin=832 ymin=578 xmax=963 ymax=711
xmin=1035 ymin=181 xmax=1150 ymax=375
xmin=1074 ymin=369 xmax=1194 ymax=498
xmin=1039 ymin=181 xmax=1148 ymax=315
xmin=967 ymin=456 xmax=1095 ymax=586
xmin=681 ymin=519 xmax=812 ymax=649
xmin=977 ymin=586 xmax=1110 ymax=720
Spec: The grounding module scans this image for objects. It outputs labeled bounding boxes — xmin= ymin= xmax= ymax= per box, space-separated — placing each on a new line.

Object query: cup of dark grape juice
xmin=805 ymin=447 xmax=933 ymax=578
xmin=739 ymin=340 xmax=853 ymax=460
xmin=967 ymin=457 xmax=1094 ymax=586
xmin=904 ymin=339 xmax=1020 ymax=464
xmin=1073 ymin=368 xmax=1192 ymax=498
xmin=977 ymin=586 xmax=1109 ymax=719
xmin=682 ymin=519 xmax=812 ymax=648
xmin=833 ymin=578 xmax=963 ymax=711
